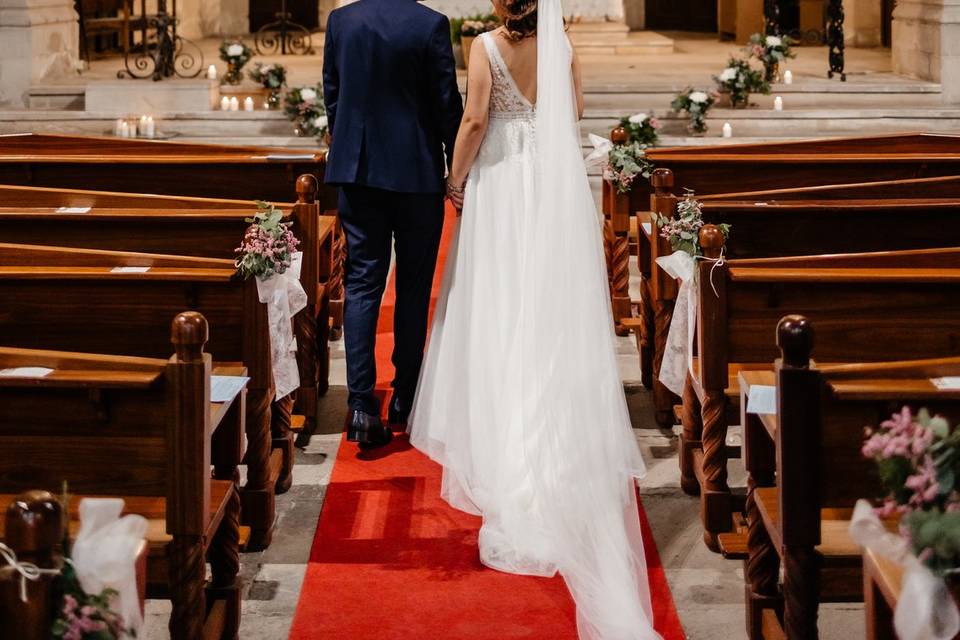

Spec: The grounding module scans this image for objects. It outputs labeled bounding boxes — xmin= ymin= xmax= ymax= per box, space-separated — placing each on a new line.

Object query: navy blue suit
xmin=323 ymin=0 xmax=463 ymax=414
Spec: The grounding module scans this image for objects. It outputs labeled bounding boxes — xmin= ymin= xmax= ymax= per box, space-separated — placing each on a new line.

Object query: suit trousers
xmin=338 ymin=185 xmax=445 ymax=414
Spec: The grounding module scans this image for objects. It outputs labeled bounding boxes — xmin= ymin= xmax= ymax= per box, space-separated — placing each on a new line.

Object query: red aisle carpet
xmin=289 ymin=206 xmax=686 ymax=639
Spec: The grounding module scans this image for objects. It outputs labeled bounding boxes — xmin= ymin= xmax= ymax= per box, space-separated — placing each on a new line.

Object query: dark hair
xmin=502 ymin=0 xmax=537 ymax=40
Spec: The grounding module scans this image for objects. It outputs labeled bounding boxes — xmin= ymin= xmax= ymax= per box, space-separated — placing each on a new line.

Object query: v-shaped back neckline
xmin=482 ymin=32 xmax=537 ymax=109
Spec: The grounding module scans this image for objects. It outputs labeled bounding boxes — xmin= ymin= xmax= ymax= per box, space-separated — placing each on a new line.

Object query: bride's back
xmin=487 ymin=28 xmax=538 ymax=105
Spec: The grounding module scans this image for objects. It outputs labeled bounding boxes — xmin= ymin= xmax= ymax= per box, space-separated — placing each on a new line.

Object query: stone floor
xmin=139 ymin=268 xmax=867 ymax=639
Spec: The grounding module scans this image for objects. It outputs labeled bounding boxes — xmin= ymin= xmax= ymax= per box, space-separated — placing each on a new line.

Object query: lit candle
xmin=145 ymin=116 xmax=156 ymax=138
xmin=207 ymin=64 xmax=218 ymax=80
xmin=120 ymin=121 xmax=130 ymax=138
xmin=722 ymin=122 xmax=733 ymax=138
xmin=774 ymin=96 xmax=784 ymax=112
xmin=229 ymin=96 xmax=239 ymax=112
xmin=784 ymin=70 xmax=793 ymax=85
xmin=139 ymin=115 xmax=148 ymax=137
xmin=114 ymin=118 xmax=124 ymax=136
xmin=244 ymin=96 xmax=254 ymax=112
xmin=221 ymin=96 xmax=230 ymax=111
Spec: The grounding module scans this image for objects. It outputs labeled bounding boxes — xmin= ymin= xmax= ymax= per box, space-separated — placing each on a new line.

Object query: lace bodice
xmin=480 ymin=33 xmax=535 ymax=120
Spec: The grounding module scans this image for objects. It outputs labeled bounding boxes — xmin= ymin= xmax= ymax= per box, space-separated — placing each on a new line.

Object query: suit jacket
xmin=323 ymin=0 xmax=464 ymax=194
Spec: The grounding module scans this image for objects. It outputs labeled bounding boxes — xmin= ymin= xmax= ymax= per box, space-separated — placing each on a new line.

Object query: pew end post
xmin=775 ymin=314 xmax=823 ymax=640
xmin=604 ymin=126 xmax=634 ymax=338
xmin=0 ymin=491 xmax=63 ymax=640
xmin=690 ymin=224 xmax=733 ymax=550
xmin=649 ymin=168 xmax=682 ymax=429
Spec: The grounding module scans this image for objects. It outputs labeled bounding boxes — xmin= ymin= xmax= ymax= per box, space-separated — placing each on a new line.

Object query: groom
xmin=323 ymin=0 xmax=463 ymax=449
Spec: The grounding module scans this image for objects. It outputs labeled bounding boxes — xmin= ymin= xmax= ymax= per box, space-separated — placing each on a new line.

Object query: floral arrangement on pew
xmin=236 ymin=202 xmax=301 ymax=280
xmin=53 ymin=562 xmax=132 ymax=639
xmin=745 ymin=33 xmax=797 ymax=83
xmin=862 ymin=407 xmax=960 ymax=577
xmin=617 ymin=112 xmax=661 ymax=147
xmin=283 ymin=85 xmax=328 ymax=141
xmin=713 ymin=57 xmax=769 ymax=108
xmin=218 ymin=40 xmax=254 ymax=85
xmin=236 ymin=203 xmax=307 ymax=399
xmin=248 ymin=62 xmax=287 ymax=109
xmin=655 ymin=190 xmax=730 ymax=257
xmin=589 ymin=113 xmax=659 ymax=194
xmin=670 ymin=88 xmax=717 ymax=135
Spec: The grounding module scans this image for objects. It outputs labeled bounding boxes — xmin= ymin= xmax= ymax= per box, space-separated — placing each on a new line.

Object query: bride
xmin=408 ymin=0 xmax=661 ymax=638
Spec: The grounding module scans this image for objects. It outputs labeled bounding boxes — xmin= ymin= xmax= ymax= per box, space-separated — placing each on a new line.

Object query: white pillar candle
xmin=774 ymin=96 xmax=784 ymax=111
xmin=221 ymin=96 xmax=230 ymax=111
xmin=783 ymin=70 xmax=793 ymax=85
xmin=244 ymin=96 xmax=254 ymax=112
xmin=114 ymin=118 xmax=124 ymax=136
xmin=229 ymin=96 xmax=239 ymax=112
xmin=207 ymin=64 xmax=218 ymax=80
xmin=145 ymin=116 xmax=156 ymax=138
xmin=139 ymin=115 xmax=148 ymax=136
xmin=120 ymin=121 xmax=130 ymax=138
xmin=722 ymin=122 xmax=733 ymax=138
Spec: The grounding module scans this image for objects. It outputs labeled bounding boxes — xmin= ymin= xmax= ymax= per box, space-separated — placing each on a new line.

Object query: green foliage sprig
xmin=655 ymin=190 xmax=730 ymax=257
xmin=235 ymin=202 xmax=301 ymax=280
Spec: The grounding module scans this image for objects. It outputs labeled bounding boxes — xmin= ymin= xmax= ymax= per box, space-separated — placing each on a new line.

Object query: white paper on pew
xmin=54 ymin=206 xmax=91 ymax=214
xmin=746 ymin=384 xmax=777 ymax=415
xmin=0 ymin=366 xmax=54 ymax=378
xmin=110 ymin=266 xmax=151 ymax=273
xmin=211 ymin=375 xmax=250 ymax=403
xmin=264 ymin=154 xmax=318 ymax=161
xmin=932 ymin=377 xmax=960 ymax=390
xmin=641 ymin=222 xmax=652 ymax=236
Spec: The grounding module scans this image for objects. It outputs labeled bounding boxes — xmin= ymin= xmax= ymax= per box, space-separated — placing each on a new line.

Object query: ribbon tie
xmin=0 ymin=541 xmax=60 ymax=603
xmin=256 ymin=252 xmax=308 ymax=400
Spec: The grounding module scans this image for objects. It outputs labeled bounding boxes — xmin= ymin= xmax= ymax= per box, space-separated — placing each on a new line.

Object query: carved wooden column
xmin=0 ymin=491 xmax=63 ymax=640
xmin=826 ymin=0 xmax=847 ymax=80
xmin=680 ymin=374 xmax=703 ymax=496
xmin=649 ymin=168 xmax=679 ymax=429
xmin=167 ymin=312 xmax=212 ymax=640
xmin=607 ymin=125 xmax=633 ymax=337
xmin=776 ymin=315 xmax=823 ymax=640
xmin=697 ymin=226 xmax=732 ymax=552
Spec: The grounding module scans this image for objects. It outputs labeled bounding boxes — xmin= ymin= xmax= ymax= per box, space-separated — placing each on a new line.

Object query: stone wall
xmin=893 ymin=0 xmax=960 ymax=102
xmin=0 ymin=0 xmax=79 ymax=106
xmin=843 ymin=0 xmax=882 ymax=46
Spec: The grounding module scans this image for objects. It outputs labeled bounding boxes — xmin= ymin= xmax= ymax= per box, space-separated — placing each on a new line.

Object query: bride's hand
xmin=446 ymin=180 xmax=466 ymax=214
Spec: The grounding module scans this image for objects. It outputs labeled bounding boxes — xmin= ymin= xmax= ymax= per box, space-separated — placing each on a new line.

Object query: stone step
xmin=567 ymin=20 xmax=631 ymax=34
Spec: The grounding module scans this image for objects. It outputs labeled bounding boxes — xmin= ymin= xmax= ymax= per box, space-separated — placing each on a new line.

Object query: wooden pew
xmin=699 ymin=174 xmax=960 ymax=203
xmin=0 ymin=312 xmax=245 ymax=639
xmin=0 ymin=133 xmax=329 ymax=203
xmin=0 ymin=245 xmax=282 ymax=551
xmin=738 ymin=318 xmax=960 ymax=640
xmin=606 ymin=134 xmax=960 ymax=406
xmin=0 ymin=176 xmax=339 ymax=439
xmin=684 ymin=236 xmax=960 ymax=551
xmin=0 ymin=176 xmax=346 ymax=343
xmin=638 ymin=186 xmax=960 ymax=431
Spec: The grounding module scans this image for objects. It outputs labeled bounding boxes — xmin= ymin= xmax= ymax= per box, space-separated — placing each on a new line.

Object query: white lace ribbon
xmin=849 ymin=500 xmax=960 ymax=640
xmin=72 ymin=498 xmax=148 ymax=638
xmin=656 ymin=251 xmax=697 ymax=396
xmin=0 ymin=542 xmax=60 ymax=603
xmin=585 ymin=133 xmax=613 ymax=170
xmin=256 ymin=251 xmax=308 ymax=400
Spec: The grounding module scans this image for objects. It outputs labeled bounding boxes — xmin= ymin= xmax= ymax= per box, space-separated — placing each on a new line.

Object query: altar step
xmin=567 ymin=23 xmax=675 ymax=55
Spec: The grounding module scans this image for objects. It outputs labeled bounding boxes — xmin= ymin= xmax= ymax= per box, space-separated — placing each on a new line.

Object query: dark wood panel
xmin=646 ymin=0 xmax=717 ymax=31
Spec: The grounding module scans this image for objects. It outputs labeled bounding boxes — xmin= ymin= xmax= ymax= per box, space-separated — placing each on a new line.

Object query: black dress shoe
xmin=347 ymin=409 xmax=393 ymax=449
xmin=388 ymin=394 xmax=410 ymax=426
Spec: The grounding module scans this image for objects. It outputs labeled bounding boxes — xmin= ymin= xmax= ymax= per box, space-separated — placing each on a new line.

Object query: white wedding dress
xmin=409 ymin=5 xmax=660 ymax=638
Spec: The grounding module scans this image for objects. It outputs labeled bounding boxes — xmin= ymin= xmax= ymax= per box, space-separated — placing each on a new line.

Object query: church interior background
xmin=1 ymin=0 xmax=959 ymax=638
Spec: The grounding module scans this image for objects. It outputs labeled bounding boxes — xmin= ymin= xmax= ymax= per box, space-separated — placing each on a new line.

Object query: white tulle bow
xmin=72 ymin=498 xmax=148 ymax=638
xmin=849 ymin=500 xmax=960 ymax=640
xmin=256 ymin=251 xmax=308 ymax=400
xmin=656 ymin=251 xmax=697 ymax=396
xmin=584 ymin=134 xmax=613 ymax=170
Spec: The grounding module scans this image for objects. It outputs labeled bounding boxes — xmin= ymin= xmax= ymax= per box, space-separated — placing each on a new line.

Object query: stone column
xmin=893 ymin=0 xmax=960 ymax=103
xmin=0 ymin=0 xmax=79 ymax=107
xmin=843 ymin=0 xmax=881 ymax=46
